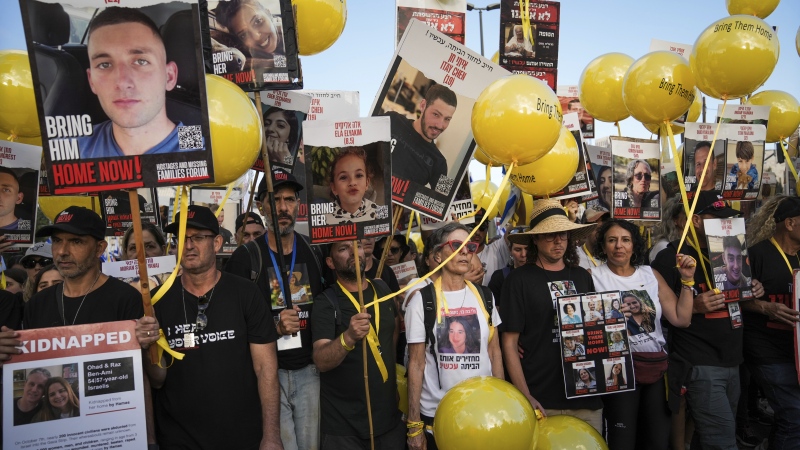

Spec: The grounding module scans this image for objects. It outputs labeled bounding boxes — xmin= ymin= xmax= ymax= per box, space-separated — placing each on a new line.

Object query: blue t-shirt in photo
xmin=78 ymin=121 xmax=199 ymax=158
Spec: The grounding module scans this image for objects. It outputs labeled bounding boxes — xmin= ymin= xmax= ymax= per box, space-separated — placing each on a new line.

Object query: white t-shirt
xmin=576 ymin=245 xmax=599 ymax=272
xmin=476 ymin=238 xmax=511 ymax=286
xmin=591 ymin=263 xmax=666 ymax=353
xmin=405 ymin=285 xmax=502 ymax=417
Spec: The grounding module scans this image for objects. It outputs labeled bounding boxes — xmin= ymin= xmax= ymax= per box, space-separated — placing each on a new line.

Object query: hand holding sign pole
xmin=128 ymin=190 xmax=159 ymax=365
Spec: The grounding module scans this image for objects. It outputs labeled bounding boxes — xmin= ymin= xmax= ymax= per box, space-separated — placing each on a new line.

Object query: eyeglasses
xmin=438 ymin=240 xmax=479 ymax=254
xmin=22 ymin=258 xmax=53 ymax=269
xmin=633 ymin=172 xmax=652 ymax=181
xmin=184 ymin=234 xmax=216 ymax=244
xmin=541 ymin=232 xmax=568 ymax=242
xmin=196 ymin=295 xmax=210 ymax=330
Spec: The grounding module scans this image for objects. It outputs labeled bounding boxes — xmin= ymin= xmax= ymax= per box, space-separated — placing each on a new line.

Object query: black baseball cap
xmin=38 ymin=206 xmax=106 ymax=240
xmin=235 ymin=212 xmax=264 ymax=231
xmin=774 ymin=197 xmax=800 ymax=222
xmin=164 ymin=205 xmax=219 ymax=235
xmin=693 ymin=191 xmax=739 ymax=218
xmin=257 ymin=167 xmax=303 ymax=201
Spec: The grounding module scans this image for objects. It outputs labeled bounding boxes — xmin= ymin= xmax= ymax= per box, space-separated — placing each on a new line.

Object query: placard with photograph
xmin=190 ymin=187 xmax=242 ymax=252
xmin=705 ymin=217 xmax=753 ymax=306
xmin=541 ymin=112 xmax=592 ymax=200
xmin=0 ymin=141 xmax=42 ymax=243
xmin=19 ymin=0 xmax=215 ymax=193
xmin=396 ymin=0 xmax=467 ymax=46
xmin=558 ymin=85 xmax=594 ymax=139
xmin=498 ymin=0 xmax=560 ymax=89
xmin=723 ymin=129 xmax=767 ymax=201
xmin=584 ymin=144 xmax=612 ymax=209
xmin=371 ymin=19 xmax=509 ymax=220
xmin=251 ymin=90 xmax=312 ymax=173
xmin=683 ymin=123 xmax=726 ymax=200
xmin=100 ymin=188 xmax=159 ymax=237
xmin=419 ymin=176 xmax=475 ymax=230
xmin=610 ymin=136 xmax=661 ymax=221
xmin=304 ymin=117 xmax=393 ymax=243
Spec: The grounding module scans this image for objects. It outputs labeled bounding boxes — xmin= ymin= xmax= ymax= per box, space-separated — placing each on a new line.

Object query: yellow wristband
xmin=680 ymin=279 xmax=695 ymax=287
xmin=340 ymin=333 xmax=355 ymax=351
xmin=407 ymin=421 xmax=424 ymax=429
xmin=407 ymin=428 xmax=424 ymax=438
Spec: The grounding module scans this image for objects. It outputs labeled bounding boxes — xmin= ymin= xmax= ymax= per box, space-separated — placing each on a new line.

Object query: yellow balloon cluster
xmin=643 ymin=87 xmax=702 ymax=135
xmin=579 ymin=53 xmax=634 ymax=123
xmin=747 ymin=90 xmax=800 ymax=142
xmin=0 ymin=50 xmax=40 ymax=138
xmin=292 ymin=0 xmax=347 ymax=56
xmin=433 ymin=376 xmax=538 ymax=450
xmin=726 ymin=0 xmax=780 ymax=19
xmin=536 ymin=415 xmax=608 ymax=450
xmin=690 ymin=15 xmax=780 ymax=99
xmin=473 ymin=147 xmax=494 ymax=166
xmin=623 ymin=51 xmax=696 ymax=125
xmin=472 ymin=75 xmax=563 ymax=166
xmin=508 ymin=126 xmax=580 ymax=197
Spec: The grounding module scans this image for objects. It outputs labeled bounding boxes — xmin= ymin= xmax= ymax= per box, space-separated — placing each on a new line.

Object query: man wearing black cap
xmin=741 ymin=196 xmax=800 ymax=450
xmin=136 ymin=205 xmax=282 ymax=450
xmin=225 ymin=167 xmax=324 ymax=450
xmin=235 ymin=212 xmax=265 ymax=246
xmin=650 ymin=191 xmax=755 ymax=449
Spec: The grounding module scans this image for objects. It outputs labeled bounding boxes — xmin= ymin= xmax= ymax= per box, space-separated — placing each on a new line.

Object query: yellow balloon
xmin=204 ymin=74 xmax=262 ymax=186
xmin=292 ymin=0 xmax=347 ymax=56
xmin=433 ymin=377 xmax=537 ymax=450
xmin=747 ymin=90 xmax=800 ymax=143
xmin=39 ymin=196 xmax=99 ymax=221
xmin=491 ymin=51 xmax=499 ymax=64
xmin=473 ymin=147 xmax=493 ymax=166
xmin=623 ymin=51 xmax=696 ymax=124
xmin=796 ymin=25 xmax=800 ymax=57
xmin=536 ymin=415 xmax=607 ymax=450
xmin=472 ymin=75 xmax=563 ymax=166
xmin=726 ymin=0 xmax=780 ymax=19
xmin=0 ymin=50 xmax=41 ymax=138
xmin=643 ymin=87 xmax=702 ymax=134
xmin=409 ymin=232 xmax=424 ymax=255
xmin=515 ymin=192 xmax=534 ymax=226
xmin=508 ymin=126 xmax=580 ymax=197
xmin=690 ymin=15 xmax=780 ymax=100
xmin=470 ymin=180 xmax=509 ymax=218
xmin=0 ymin=131 xmax=42 ymax=147
xmin=396 ymin=364 xmax=408 ymax=415
xmin=579 ymin=53 xmax=635 ymax=123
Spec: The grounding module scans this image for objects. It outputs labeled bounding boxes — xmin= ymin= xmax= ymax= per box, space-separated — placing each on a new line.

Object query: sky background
xmin=2 ymin=0 xmax=799 ymax=185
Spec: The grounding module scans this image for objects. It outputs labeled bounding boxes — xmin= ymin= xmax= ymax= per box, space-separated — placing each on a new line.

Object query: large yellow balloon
xmin=433 ymin=377 xmax=537 ymax=450
xmin=292 ymin=0 xmax=347 ymax=56
xmin=0 ymin=131 xmax=42 ymax=147
xmin=473 ymin=147 xmax=493 ymax=166
xmin=39 ymin=196 xmax=100 ymax=221
xmin=643 ymin=87 xmax=702 ymax=134
xmin=747 ymin=90 xmax=800 ymax=143
xmin=579 ymin=53 xmax=635 ymax=123
xmin=536 ymin=415 xmax=608 ymax=450
xmin=472 ymin=75 xmax=562 ymax=166
xmin=508 ymin=126 xmax=580 ymax=197
xmin=204 ymin=74 xmax=262 ymax=186
xmin=470 ymin=179 xmax=510 ymax=218
xmin=690 ymin=15 xmax=780 ymax=100
xmin=0 ymin=50 xmax=40 ymax=138
xmin=726 ymin=0 xmax=780 ymax=19
xmin=396 ymin=364 xmax=408 ymax=415
xmin=623 ymin=51 xmax=696 ymax=125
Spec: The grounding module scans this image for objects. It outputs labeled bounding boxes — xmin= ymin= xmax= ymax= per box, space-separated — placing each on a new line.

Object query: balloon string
xmin=677 ymin=99 xmax=727 ymax=254
xmin=213 ymin=183 xmax=236 ymax=218
xmin=615 ymin=121 xmax=621 ymax=137
xmin=780 ymin=139 xmax=799 ymax=182
xmin=461 ymin=162 xmax=493 ymax=220
xmin=363 ymin=162 xmax=516 ymax=309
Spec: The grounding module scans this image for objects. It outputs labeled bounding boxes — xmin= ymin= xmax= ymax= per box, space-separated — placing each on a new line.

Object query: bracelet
xmin=681 ymin=284 xmax=694 ymax=291
xmin=680 ymin=279 xmax=695 ymax=287
xmin=407 ymin=421 xmax=424 ymax=429
xmin=340 ymin=333 xmax=355 ymax=351
xmin=407 ymin=428 xmax=424 ymax=438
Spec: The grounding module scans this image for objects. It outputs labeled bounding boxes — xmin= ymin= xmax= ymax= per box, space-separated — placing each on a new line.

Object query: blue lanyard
xmin=265 ymin=232 xmax=297 ymax=301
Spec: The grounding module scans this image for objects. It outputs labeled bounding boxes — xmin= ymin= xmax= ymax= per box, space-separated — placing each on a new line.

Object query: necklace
xmin=61 ymin=272 xmax=102 ymax=326
xmin=180 ymin=274 xmax=219 ymax=327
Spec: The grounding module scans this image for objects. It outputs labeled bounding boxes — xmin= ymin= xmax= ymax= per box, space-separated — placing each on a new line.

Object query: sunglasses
xmin=388 ymin=246 xmax=402 ymax=255
xmin=633 ymin=172 xmax=652 ymax=181
xmin=22 ymin=258 xmax=53 ymax=269
xmin=438 ymin=240 xmax=479 ymax=254
xmin=196 ymin=295 xmax=210 ymax=331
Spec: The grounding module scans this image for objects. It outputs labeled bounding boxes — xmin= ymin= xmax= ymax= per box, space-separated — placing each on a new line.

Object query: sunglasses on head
xmin=22 ymin=258 xmax=53 ymax=269
xmin=634 ymin=172 xmax=652 ymax=181
xmin=438 ymin=240 xmax=479 ymax=254
xmin=196 ymin=295 xmax=211 ymax=331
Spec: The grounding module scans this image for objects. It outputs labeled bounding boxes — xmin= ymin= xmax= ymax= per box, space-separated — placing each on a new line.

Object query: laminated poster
xmin=100 ymin=188 xmax=159 ymax=237
xmin=396 ymin=0 xmax=466 ymax=46
xmin=704 ymin=217 xmax=753 ymax=308
xmin=250 ymin=90 xmax=312 ymax=173
xmin=0 ymin=141 xmax=42 ymax=243
xmin=557 ymin=85 xmax=594 ymax=139
xmin=610 ymin=137 xmax=661 ymax=221
xmin=498 ymin=0 xmax=560 ymax=89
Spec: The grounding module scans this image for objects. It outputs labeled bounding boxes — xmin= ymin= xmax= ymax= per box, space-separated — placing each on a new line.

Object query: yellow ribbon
xmin=582 ymin=244 xmax=598 ymax=267
xmin=615 ymin=121 xmax=622 ymax=137
xmin=337 ymin=280 xmax=388 ymax=382
xmin=433 ymin=277 xmax=495 ymax=344
xmin=0 ymin=272 xmax=6 ymax=290
xmin=520 ymin=0 xmax=531 ymax=45
xmin=769 ymin=237 xmax=796 ymax=274
xmin=780 ymin=139 xmax=799 ymax=183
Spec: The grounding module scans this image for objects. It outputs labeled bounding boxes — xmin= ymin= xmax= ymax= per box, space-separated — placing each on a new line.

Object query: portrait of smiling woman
xmin=32 ymin=377 xmax=80 ymax=422
xmin=213 ymin=0 xmax=287 ymax=65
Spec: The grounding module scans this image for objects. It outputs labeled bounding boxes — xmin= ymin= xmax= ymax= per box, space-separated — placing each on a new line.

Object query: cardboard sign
xmin=541 ymin=112 xmax=592 ymax=199
xmin=0 ymin=141 xmax=42 ymax=243
xmin=100 ymin=188 xmax=159 ymax=237
xmin=396 ymin=0 xmax=467 ymax=45
xmin=498 ymin=0 xmax=560 ymax=89
xmin=610 ymin=137 xmax=661 ymax=221
xmin=250 ymin=90 xmax=312 ymax=173
xmin=190 ymin=187 xmax=242 ymax=253
xmin=558 ymin=85 xmax=594 ymax=139
xmin=584 ymin=144 xmax=613 ymax=209
xmin=705 ymin=218 xmax=753 ymax=304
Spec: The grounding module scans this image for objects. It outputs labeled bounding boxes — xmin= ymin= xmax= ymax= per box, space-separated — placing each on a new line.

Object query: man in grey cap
xmin=19 ymin=241 xmax=53 ymax=280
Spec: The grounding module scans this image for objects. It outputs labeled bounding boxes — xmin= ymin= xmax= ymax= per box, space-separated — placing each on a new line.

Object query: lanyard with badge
xmin=266 ymin=232 xmax=301 ymax=351
xmin=337 ymin=280 xmax=388 ymax=382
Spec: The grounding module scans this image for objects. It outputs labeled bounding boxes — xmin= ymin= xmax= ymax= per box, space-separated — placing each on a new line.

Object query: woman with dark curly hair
xmin=439 ymin=316 xmax=479 ymax=354
xmin=32 ymin=377 xmax=80 ymax=421
xmin=262 ymin=107 xmax=300 ymax=164
xmin=590 ymin=218 xmax=696 ymax=450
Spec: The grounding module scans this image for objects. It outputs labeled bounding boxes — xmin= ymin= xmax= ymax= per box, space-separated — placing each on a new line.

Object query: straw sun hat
xmin=508 ymin=199 xmax=597 ymax=245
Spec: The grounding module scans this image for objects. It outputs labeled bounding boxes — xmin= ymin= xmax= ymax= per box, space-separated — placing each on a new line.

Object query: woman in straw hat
xmin=405 ymin=222 xmax=502 ymax=450
xmin=590 ymin=218 xmax=696 ymax=450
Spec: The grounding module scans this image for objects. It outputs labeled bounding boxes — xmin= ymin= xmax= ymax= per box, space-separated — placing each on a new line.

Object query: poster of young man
xmin=206 ymin=0 xmax=302 ymax=90
xmin=2 ymin=322 xmax=147 ymax=449
xmin=705 ymin=217 xmax=753 ymax=307
xmin=558 ymin=291 xmax=635 ymax=399
xmin=190 ymin=187 xmax=242 ymax=252
xmin=396 ymin=0 xmax=466 ymax=46
xmin=19 ymin=0 xmax=215 ymax=194
xmin=99 ymin=188 xmax=159 ymax=236
xmin=584 ymin=144 xmax=612 ymax=209
xmin=372 ymin=19 xmax=509 ymax=220
xmin=558 ymin=85 xmax=594 ymax=139
xmin=610 ymin=136 xmax=661 ymax=221
xmin=498 ymin=0 xmax=560 ymax=89
xmin=683 ymin=123 xmax=726 ymax=200
xmin=541 ymin=112 xmax=592 ymax=200
xmin=304 ymin=117 xmax=392 ymax=243
xmin=250 ymin=90 xmax=312 ymax=173
xmin=0 ymin=141 xmax=41 ymax=243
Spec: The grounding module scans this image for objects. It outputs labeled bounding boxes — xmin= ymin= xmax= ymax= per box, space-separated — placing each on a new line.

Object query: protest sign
xmin=558 ymin=85 xmax=594 ymax=139
xmin=190 ymin=187 xmax=242 ymax=252
xmin=585 ymin=144 xmax=613 ymax=211
xmin=498 ymin=0 xmax=560 ymax=89
xmin=541 ymin=112 xmax=592 ymax=200
xmin=251 ymin=90 xmax=312 ymax=173
xmin=100 ymin=189 xmax=159 ymax=237
xmin=396 ymin=0 xmax=467 ymax=45
xmin=649 ymin=38 xmax=693 ymax=59
xmin=0 ymin=141 xmax=41 ymax=243
xmin=610 ymin=137 xmax=661 ymax=220
xmin=103 ymin=255 xmax=177 ymax=279
xmin=372 ymin=19 xmax=509 ymax=220
xmin=716 ymin=106 xmax=769 ymax=201
xmin=19 ymin=0 xmax=215 ymax=194
xmin=390 ymin=261 xmax=419 ymax=289
xmin=419 ymin=177 xmax=475 ymax=231
xmin=705 ymin=218 xmax=753 ymax=312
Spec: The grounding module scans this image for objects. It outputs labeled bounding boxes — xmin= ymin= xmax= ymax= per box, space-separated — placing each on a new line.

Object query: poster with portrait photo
xmin=498 ymin=0 xmax=559 ymax=89
xmin=603 ymin=357 xmax=632 ymax=392
xmin=548 ymin=280 xmax=577 ymax=307
xmin=100 ymin=188 xmax=159 ymax=237
xmin=683 ymin=123 xmax=725 ymax=200
xmin=610 ymin=136 xmax=661 ymax=221
xmin=602 ymin=291 xmax=624 ymax=323
xmin=251 ymin=90 xmax=312 ymax=173
xmin=0 ymin=141 xmax=41 ymax=243
xmin=436 ymin=310 xmax=481 ymax=355
xmin=2 ymin=321 xmax=147 ymax=449
xmin=304 ymin=117 xmax=392 ymax=244
xmin=539 ymin=112 xmax=592 ymax=200
xmin=561 ymin=329 xmax=585 ymax=360
xmin=558 ymin=296 xmax=583 ymax=328
xmin=723 ymin=138 xmax=766 ymax=201
xmin=371 ymin=19 xmax=509 ymax=220
xmin=396 ymin=0 xmax=466 ymax=46
xmin=572 ymin=361 xmax=598 ymax=395
xmin=265 ymin=263 xmax=313 ymax=309
xmin=419 ymin=176 xmax=475 ymax=230
xmin=558 ymin=85 xmax=594 ymax=139
xmin=620 ymin=289 xmax=658 ymax=337
xmin=206 ymin=0 xmax=301 ymax=90
xmin=605 ymin=323 xmax=629 ymax=355
xmin=190 ymin=187 xmax=243 ymax=252
xmin=705 ymin=217 xmax=753 ymax=303
xmin=584 ymin=144 xmax=612 ymax=209
xmin=19 ymin=0 xmax=215 ymax=194
xmin=582 ymin=293 xmax=605 ymax=325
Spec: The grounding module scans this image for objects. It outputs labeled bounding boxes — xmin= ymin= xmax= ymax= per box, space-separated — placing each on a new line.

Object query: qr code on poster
xmin=178 ymin=126 xmax=203 ymax=150
xmin=274 ymin=55 xmax=287 ymax=68
xmin=375 ymin=205 xmax=389 ymax=220
xmin=435 ymin=175 xmax=454 ymax=195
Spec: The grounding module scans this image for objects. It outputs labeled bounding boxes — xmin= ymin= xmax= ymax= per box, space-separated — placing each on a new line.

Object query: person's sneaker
xmin=737 ymin=427 xmax=762 ymax=448
xmin=749 ymin=405 xmax=775 ymax=425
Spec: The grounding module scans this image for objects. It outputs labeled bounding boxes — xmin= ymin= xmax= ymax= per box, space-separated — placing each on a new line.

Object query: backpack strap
xmin=502 ymin=265 xmax=511 ymax=279
xmin=242 ymin=240 xmax=263 ymax=283
xmin=419 ymin=283 xmax=437 ymax=354
xmin=296 ymin=233 xmax=324 ymax=281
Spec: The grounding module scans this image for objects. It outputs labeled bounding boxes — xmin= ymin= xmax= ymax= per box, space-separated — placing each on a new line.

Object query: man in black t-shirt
xmin=499 ymin=199 xmax=603 ymax=433
xmin=386 ymin=84 xmax=456 ymax=189
xmin=225 ymin=168 xmax=323 ymax=450
xmin=138 ymin=205 xmax=281 ymax=450
xmin=311 ymin=241 xmax=402 ymax=449
xmin=741 ymin=196 xmax=800 ymax=449
xmin=13 ymin=367 xmax=51 ymax=425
